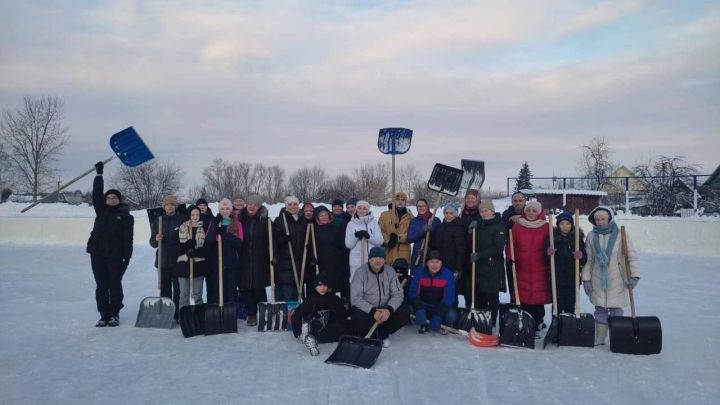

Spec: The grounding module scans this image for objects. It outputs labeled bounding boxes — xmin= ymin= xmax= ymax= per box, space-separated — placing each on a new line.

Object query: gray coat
xmin=350 ymin=263 xmax=404 ymax=314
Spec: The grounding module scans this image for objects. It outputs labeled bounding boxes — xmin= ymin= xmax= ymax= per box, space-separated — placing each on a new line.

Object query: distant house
xmin=8 ymin=190 xmax=83 ymax=205
xmin=605 ymin=165 xmax=646 ymax=192
xmin=700 ymin=165 xmax=720 ymax=214
xmin=521 ymin=189 xmax=607 ymax=215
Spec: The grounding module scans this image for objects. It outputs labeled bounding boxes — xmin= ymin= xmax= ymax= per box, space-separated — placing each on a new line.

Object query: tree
xmin=514 ymin=161 xmax=533 ymax=191
xmin=579 ymin=136 xmax=613 ymax=190
xmin=318 ymin=174 xmax=357 ymax=202
xmin=201 ymin=158 xmax=250 ymax=201
xmin=0 ymin=95 xmax=69 ymax=200
xmin=354 ymin=162 xmax=389 ymax=205
xmin=0 ymin=140 xmax=15 ymax=193
xmin=288 ymin=166 xmax=327 ymax=203
xmin=634 ymin=155 xmax=700 ymax=216
xmin=397 ymin=164 xmax=424 ymax=201
xmin=111 ymin=160 xmax=185 ymax=209
xmin=258 ymin=165 xmax=286 ymax=203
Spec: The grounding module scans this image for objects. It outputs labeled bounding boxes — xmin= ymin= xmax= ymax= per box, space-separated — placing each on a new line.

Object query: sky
xmin=1 ymin=0 xmax=718 ymax=194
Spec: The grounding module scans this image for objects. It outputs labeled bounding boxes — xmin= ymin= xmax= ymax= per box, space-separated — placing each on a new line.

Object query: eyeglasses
xmin=416 ymin=204 xmax=427 ymax=208
xmin=106 ymin=196 xmax=119 ymax=201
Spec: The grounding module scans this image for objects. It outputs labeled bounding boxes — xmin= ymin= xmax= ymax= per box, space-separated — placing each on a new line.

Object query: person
xmin=510 ymin=200 xmax=551 ymax=334
xmin=331 ymin=198 xmax=349 ymax=226
xmin=429 ymin=203 xmax=466 ymax=278
xmin=408 ymin=250 xmax=457 ymax=334
xmin=502 ymin=192 xmax=527 ymax=301
xmin=460 ymin=189 xmax=482 ymax=223
xmin=205 ymin=199 xmax=244 ymax=306
xmin=149 ymin=195 xmax=183 ymax=321
xmin=174 ymin=206 xmax=209 ymax=309
xmin=291 ymin=274 xmax=349 ymax=356
xmin=350 ymin=247 xmax=412 ymax=347
xmin=345 ymin=199 xmax=383 ymax=281
xmin=232 ymin=195 xmax=245 ymax=215
xmin=582 ymin=206 xmax=638 ymax=346
xmin=378 ymin=192 xmax=414 ymax=265
xmin=345 ymin=197 xmax=358 ymax=219
xmin=309 ymin=206 xmax=347 ymax=299
xmin=302 ymin=202 xmax=315 ymax=222
xmin=272 ymin=196 xmax=305 ymax=302
xmin=86 ymin=161 xmax=134 ymax=327
xmin=195 ymin=198 xmax=214 ymax=231
xmin=547 ymin=211 xmax=587 ymax=314
xmin=408 ymin=198 xmax=441 ymax=266
xmin=237 ymin=195 xmax=270 ymax=327
xmin=468 ymin=200 xmax=506 ymax=325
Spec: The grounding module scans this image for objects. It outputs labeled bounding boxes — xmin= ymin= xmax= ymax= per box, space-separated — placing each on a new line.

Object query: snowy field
xmin=1 ymin=244 xmax=719 ymax=404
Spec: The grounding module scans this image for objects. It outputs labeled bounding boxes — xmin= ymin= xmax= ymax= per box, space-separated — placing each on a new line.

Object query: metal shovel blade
xmin=460 ymin=159 xmax=485 ymax=192
xmin=135 ymin=297 xmax=176 ymax=329
xmin=179 ymin=303 xmax=206 ymax=338
xmin=609 ymin=315 xmax=662 ymax=355
xmin=204 ymin=303 xmax=238 ymax=336
xmin=558 ymin=313 xmax=595 ymax=348
xmin=427 ymin=164 xmax=464 ymax=196
xmin=377 ymin=128 xmax=413 ymax=155
xmin=109 ymin=127 xmax=155 ymax=167
xmin=257 ymin=302 xmax=289 ymax=332
xmin=499 ymin=307 xmax=535 ymax=349
xmin=325 ymin=335 xmax=383 ymax=369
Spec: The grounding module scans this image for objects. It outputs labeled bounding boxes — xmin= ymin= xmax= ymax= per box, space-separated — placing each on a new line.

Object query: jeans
xmin=178 ymin=276 xmax=204 ymax=308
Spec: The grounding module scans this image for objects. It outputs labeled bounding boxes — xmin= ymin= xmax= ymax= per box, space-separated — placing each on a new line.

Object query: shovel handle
xmin=574 ymin=209 xmax=581 ymax=317
xmin=310 ymin=224 xmax=320 ymax=275
xmin=365 ymin=321 xmax=380 ymax=339
xmin=620 ymin=226 xmax=636 ymax=318
xmin=218 ymin=234 xmax=224 ymax=308
xmin=299 ymin=224 xmax=311 ymax=301
xmin=189 ymin=253 xmax=194 ymax=306
xmin=420 ymin=193 xmax=443 ymax=265
xmin=509 ymin=229 xmax=521 ymax=307
xmin=548 ymin=214 xmax=558 ymax=317
xmin=282 ymin=214 xmax=302 ymax=299
xmin=157 ymin=216 xmax=163 ymax=291
xmin=268 ymin=218 xmax=276 ymax=303
xmin=471 ymin=227 xmax=477 ymax=310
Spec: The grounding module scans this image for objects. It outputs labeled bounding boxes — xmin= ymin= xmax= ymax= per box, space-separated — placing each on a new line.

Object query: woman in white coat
xmin=582 ymin=206 xmax=638 ymax=346
xmin=345 ymin=200 xmax=384 ymax=281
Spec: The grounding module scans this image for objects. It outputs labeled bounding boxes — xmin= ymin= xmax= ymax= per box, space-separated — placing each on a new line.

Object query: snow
xmin=1 ymin=245 xmax=719 ymax=404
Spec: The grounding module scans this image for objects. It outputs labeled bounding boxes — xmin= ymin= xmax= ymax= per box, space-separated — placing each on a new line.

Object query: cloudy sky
xmin=1 ymin=0 xmax=718 ymax=194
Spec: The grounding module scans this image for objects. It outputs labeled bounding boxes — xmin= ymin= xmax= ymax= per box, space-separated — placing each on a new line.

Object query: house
xmin=605 ymin=165 xmax=646 ymax=192
xmin=700 ymin=165 xmax=720 ymax=214
xmin=521 ymin=189 xmax=607 ymax=215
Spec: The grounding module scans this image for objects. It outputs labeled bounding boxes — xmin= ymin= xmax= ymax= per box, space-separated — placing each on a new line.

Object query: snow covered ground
xmin=1 ymin=245 xmax=719 ymax=404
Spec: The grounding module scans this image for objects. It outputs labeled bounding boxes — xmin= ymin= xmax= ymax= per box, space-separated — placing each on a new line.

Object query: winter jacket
xmin=237 ymin=206 xmax=271 ymax=289
xmin=173 ymin=222 xmax=210 ymax=279
xmin=351 ymin=263 xmax=404 ymax=315
xmin=149 ymin=213 xmax=183 ymax=269
xmin=378 ymin=206 xmax=414 ymax=265
xmin=461 ymin=206 xmax=481 ymax=224
xmin=501 ymin=206 xmax=523 ymax=260
xmin=200 ymin=208 xmax=215 ymax=233
xmin=272 ymin=208 xmax=307 ymax=286
xmin=552 ymin=228 xmax=587 ymax=288
xmin=470 ymin=213 xmax=507 ymax=293
xmin=408 ymin=265 xmax=456 ymax=315
xmin=290 ymin=290 xmax=348 ymax=338
xmin=344 ymin=213 xmax=384 ymax=278
xmin=511 ymin=213 xmax=551 ymax=305
xmin=205 ymin=215 xmax=243 ymax=271
xmin=430 ymin=217 xmax=467 ymax=274
xmin=86 ymin=175 xmax=134 ymax=262
xmin=408 ymin=214 xmax=441 ymax=266
xmin=311 ymin=214 xmax=347 ymax=292
xmin=582 ymin=226 xmax=638 ymax=308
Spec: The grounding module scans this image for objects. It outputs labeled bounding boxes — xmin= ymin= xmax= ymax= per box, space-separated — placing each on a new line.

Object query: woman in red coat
xmin=511 ymin=200 xmax=550 ymax=332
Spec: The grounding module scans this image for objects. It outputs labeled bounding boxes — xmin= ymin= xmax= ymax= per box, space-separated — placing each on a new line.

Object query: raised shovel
xmin=135 ymin=215 xmax=176 ymax=329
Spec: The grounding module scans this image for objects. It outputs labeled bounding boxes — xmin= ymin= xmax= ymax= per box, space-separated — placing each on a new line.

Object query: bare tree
xmin=354 ymin=162 xmax=389 ymax=205
xmin=634 ymin=155 xmax=700 ymax=216
xmin=319 ymin=174 xmax=357 ymax=202
xmin=111 ymin=160 xmax=185 ymax=209
xmin=201 ymin=158 xmax=248 ymax=200
xmin=0 ymin=95 xmax=69 ymax=200
xmin=288 ymin=166 xmax=327 ymax=203
xmin=0 ymin=140 xmax=15 ymax=193
xmin=578 ymin=137 xmax=613 ymax=190
xmin=261 ymin=165 xmax=285 ymax=203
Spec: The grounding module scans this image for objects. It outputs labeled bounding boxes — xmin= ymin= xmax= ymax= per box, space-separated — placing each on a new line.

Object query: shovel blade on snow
xmin=543 ymin=315 xmax=560 ymax=349
xmin=109 ymin=127 xmax=154 ymax=167
xmin=204 ymin=304 xmax=238 ymax=335
xmin=427 ymin=164 xmax=464 ymax=196
xmin=608 ymin=315 xmax=662 ymax=355
xmin=457 ymin=308 xmax=493 ymax=335
xmin=135 ymin=297 xmax=176 ymax=329
xmin=558 ymin=313 xmax=595 ymax=348
xmin=179 ymin=304 xmax=206 ymax=338
xmin=377 ymin=128 xmax=413 ymax=155
xmin=325 ymin=335 xmax=383 ymax=369
xmin=499 ymin=308 xmax=535 ymax=349
xmin=257 ymin=302 xmax=289 ymax=332
xmin=497 ymin=303 xmax=516 ymax=335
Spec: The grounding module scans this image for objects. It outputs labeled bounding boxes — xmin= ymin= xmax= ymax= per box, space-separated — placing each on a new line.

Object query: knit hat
xmin=195 ymin=198 xmax=208 ymax=206
xmin=368 ymin=246 xmax=385 ymax=260
xmin=219 ymin=198 xmax=232 ymax=209
xmin=443 ymin=203 xmax=459 ymax=215
xmin=346 ymin=197 xmax=358 ymax=206
xmin=284 ymin=195 xmax=299 ymax=205
xmin=525 ymin=200 xmax=542 ymax=213
xmin=331 ymin=198 xmax=344 ymax=208
xmin=426 ymin=250 xmax=443 ymax=263
xmin=232 ymin=195 xmax=244 ymax=202
xmin=478 ymin=200 xmax=495 ymax=212
xmin=556 ymin=211 xmax=574 ymax=226
xmin=313 ymin=274 xmax=329 ymax=287
xmin=104 ymin=189 xmax=122 ymax=202
xmin=588 ymin=206 xmax=613 ymax=226
xmin=355 ymin=199 xmax=370 ymax=209
xmin=246 ymin=194 xmax=263 ymax=206
xmin=465 ymin=189 xmax=480 ymax=198
xmin=391 ymin=258 xmax=409 ymax=272
xmin=163 ymin=195 xmax=178 ymax=206
xmin=394 ymin=192 xmax=408 ymax=200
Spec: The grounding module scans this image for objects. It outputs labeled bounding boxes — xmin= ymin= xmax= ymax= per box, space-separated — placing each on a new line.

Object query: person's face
xmin=594 ymin=213 xmax=609 ymax=226
xmin=559 ymin=221 xmax=572 ymax=235
xmin=512 ymin=193 xmax=526 ymax=212
xmin=346 ymin=204 xmax=356 ymax=216
xmin=198 ymin=203 xmax=208 ymax=214
xmin=427 ymin=259 xmax=442 ymax=274
xmin=524 ymin=207 xmax=539 ymax=221
xmin=464 ymin=194 xmax=479 ymax=209
xmin=315 ymin=284 xmax=329 ymax=295
xmin=190 ymin=208 xmax=201 ymax=224
xmin=480 ymin=208 xmax=494 ymax=220
xmin=303 ymin=206 xmax=314 ymax=219
xmin=164 ymin=203 xmax=176 ymax=216
xmin=416 ymin=200 xmax=428 ymax=215
xmin=369 ymin=257 xmax=385 ymax=271
xmin=443 ymin=209 xmax=456 ymax=222
xmin=286 ymin=201 xmax=299 ymax=215
xmin=105 ymin=194 xmax=119 ymax=207
xmin=233 ymin=198 xmax=245 ymax=210
xmin=395 ymin=196 xmax=407 ymax=208
xmin=219 ymin=204 xmax=232 ymax=217
xmin=332 ymin=205 xmax=343 ymax=215
xmin=317 ymin=211 xmax=330 ymax=225
xmin=247 ymin=203 xmax=259 ymax=216
xmin=356 ymin=205 xmax=369 ymax=217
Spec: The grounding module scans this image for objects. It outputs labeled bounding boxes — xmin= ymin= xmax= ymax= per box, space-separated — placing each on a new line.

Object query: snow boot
xmin=95 ymin=313 xmax=110 ymax=327
xmin=299 ymin=322 xmax=310 ymax=342
xmin=304 ymin=334 xmax=320 ymax=356
xmin=108 ymin=316 xmax=119 ymax=327
xmin=595 ymin=323 xmax=608 ymax=346
xmin=382 ymin=338 xmax=391 ymax=348
xmin=418 ymin=324 xmax=430 ymax=334
xmin=247 ymin=315 xmax=257 ymax=327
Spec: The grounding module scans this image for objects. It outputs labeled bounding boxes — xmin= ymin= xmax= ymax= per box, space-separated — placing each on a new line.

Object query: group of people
xmin=87 ymin=161 xmax=639 ymax=355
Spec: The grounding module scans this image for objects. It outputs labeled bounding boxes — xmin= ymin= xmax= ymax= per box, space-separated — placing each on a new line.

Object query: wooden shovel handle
xmin=548 ymin=214 xmax=558 ymax=317
xmin=299 ymin=224 xmax=311 ymax=301
xmin=157 ymin=216 xmax=163 ymax=291
xmin=282 ymin=214 xmax=302 ymax=298
xmin=217 ymin=234 xmax=224 ymax=308
xmin=310 ymin=224 xmax=320 ymax=275
xmin=509 ymin=229 xmax=521 ymax=306
xmin=471 ymin=226 xmax=477 ymax=310
xmin=620 ymin=226 xmax=636 ymax=318
xmin=574 ymin=209 xmax=581 ymax=316
xmin=268 ymin=218 xmax=275 ymax=303
xmin=189 ymin=254 xmax=194 ymax=305
xmin=366 ymin=321 xmax=380 ymax=339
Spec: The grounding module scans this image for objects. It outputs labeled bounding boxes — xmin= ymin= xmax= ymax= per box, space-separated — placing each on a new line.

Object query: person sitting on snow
xmin=408 ymin=250 xmax=457 ymax=335
xmin=291 ymin=274 xmax=349 ymax=356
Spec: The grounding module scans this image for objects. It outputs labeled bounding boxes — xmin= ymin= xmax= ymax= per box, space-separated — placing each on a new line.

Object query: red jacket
xmin=511 ymin=213 xmax=550 ymax=305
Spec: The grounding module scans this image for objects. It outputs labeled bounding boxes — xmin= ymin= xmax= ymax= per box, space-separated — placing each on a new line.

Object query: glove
xmin=470 ymin=252 xmax=480 ymax=263
xmin=185 ymin=239 xmax=196 ymax=250
xmin=186 ymin=249 xmax=196 ymax=258
xmin=307 ymin=250 xmax=318 ymax=267
xmin=429 ymin=314 xmax=443 ymax=331
xmin=277 ymin=234 xmax=292 ymax=245
xmin=95 ymin=161 xmax=104 ymax=175
xmin=270 ymin=258 xmax=277 ymax=267
xmin=387 ymin=233 xmax=398 ymax=248
xmin=121 ymin=258 xmax=129 ymax=271
xmin=625 ymin=277 xmax=639 ymax=290
xmin=215 ymin=213 xmax=224 ymax=225
xmin=583 ymin=280 xmax=592 ymax=296
xmin=546 ymin=247 xmax=556 ymax=256
xmin=423 ymin=223 xmax=433 ymax=233
xmin=354 ymin=230 xmax=370 ymax=240
xmin=573 ymin=250 xmax=583 ymax=260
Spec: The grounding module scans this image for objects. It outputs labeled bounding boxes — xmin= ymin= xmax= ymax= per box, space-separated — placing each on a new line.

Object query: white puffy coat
xmin=582 ymin=228 xmax=638 ymax=308
xmin=345 ymin=213 xmax=384 ymax=280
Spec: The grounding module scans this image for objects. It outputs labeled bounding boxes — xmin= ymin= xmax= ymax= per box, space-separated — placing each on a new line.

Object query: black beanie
xmin=331 ymin=198 xmax=344 ymax=208
xmin=104 ymin=189 xmax=122 ymax=202
xmin=195 ymin=198 xmax=208 ymax=206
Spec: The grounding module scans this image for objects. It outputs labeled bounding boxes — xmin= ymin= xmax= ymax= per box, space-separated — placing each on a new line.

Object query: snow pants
xmin=556 ymin=285 xmax=577 ymax=315
xmin=350 ymin=304 xmax=412 ymax=340
xmin=521 ymin=303 xmax=546 ymax=331
xmin=243 ymin=288 xmax=267 ymax=319
xmin=594 ymin=306 xmax=623 ymax=325
xmin=91 ymin=255 xmax=125 ymax=317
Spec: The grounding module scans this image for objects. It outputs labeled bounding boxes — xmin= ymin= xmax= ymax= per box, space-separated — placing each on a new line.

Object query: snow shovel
xmin=299 ymin=224 xmax=312 ymax=300
xmin=558 ymin=210 xmax=595 ymax=348
xmin=543 ymin=214 xmax=560 ymax=349
xmin=499 ymin=229 xmax=535 ymax=349
xmin=283 ymin=214 xmax=303 ymax=301
xmin=22 ymin=126 xmax=154 ymax=213
xmin=135 ymin=216 xmax=176 ymax=329
xmin=458 ymin=223 xmax=493 ymax=335
xmin=325 ymin=322 xmax=383 ymax=369
xmin=258 ymin=218 xmax=289 ymax=332
xmin=204 ymin=235 xmax=237 ymax=335
xmin=180 ymin=258 xmax=206 ymax=338
xmin=377 ymin=128 xmax=413 ymax=234
xmin=608 ymin=227 xmax=662 ymax=355
xmin=147 ymin=204 xmax=186 ymax=231
xmin=459 ymin=159 xmax=485 ymax=194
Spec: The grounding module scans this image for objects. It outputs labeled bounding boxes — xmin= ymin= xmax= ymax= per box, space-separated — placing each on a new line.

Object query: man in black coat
xmin=86 ymin=161 xmax=134 ymax=327
xmin=501 ymin=191 xmax=526 ymax=302
xmin=149 ymin=194 xmax=183 ymax=321
xmin=272 ymin=195 xmax=305 ymax=302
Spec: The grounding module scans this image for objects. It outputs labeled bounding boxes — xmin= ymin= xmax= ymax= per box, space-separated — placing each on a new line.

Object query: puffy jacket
xmin=205 ymin=215 xmax=244 ymax=271
xmin=408 ymin=214 xmax=441 ymax=266
xmin=86 ymin=175 xmax=134 ymax=261
xmin=272 ymin=208 xmax=307 ymax=286
xmin=344 ymin=213 xmax=384 ymax=278
xmin=470 ymin=213 xmax=507 ymax=293
xmin=350 ymin=263 xmax=404 ymax=315
xmin=290 ymin=290 xmax=348 ymax=337
xmin=311 ymin=212 xmax=346 ymax=293
xmin=172 ymin=222 xmax=210 ymax=279
xmin=430 ymin=217 xmax=466 ymax=274
xmin=582 ymin=225 xmax=637 ymax=308
xmin=511 ymin=213 xmax=551 ymax=305
xmin=378 ymin=206 xmax=414 ymax=265
xmin=238 ymin=206 xmax=271 ymax=289
xmin=552 ymin=227 xmax=587 ymax=288
xmin=408 ymin=265 xmax=456 ymax=314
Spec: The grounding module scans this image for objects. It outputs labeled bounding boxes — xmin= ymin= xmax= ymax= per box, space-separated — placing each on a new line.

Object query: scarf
xmin=592 ymin=222 xmax=619 ymax=290
xmin=416 ymin=211 xmax=432 ymax=221
xmin=178 ymin=221 xmax=206 ymax=263
xmin=517 ymin=217 xmax=546 ymax=229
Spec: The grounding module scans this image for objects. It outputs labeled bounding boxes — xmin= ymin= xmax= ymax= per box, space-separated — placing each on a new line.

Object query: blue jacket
xmin=408 ymin=265 xmax=456 ymax=314
xmin=408 ymin=216 xmax=441 ymax=266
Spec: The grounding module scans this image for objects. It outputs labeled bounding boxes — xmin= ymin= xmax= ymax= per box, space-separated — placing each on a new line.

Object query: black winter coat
xmin=86 ymin=176 xmax=134 ymax=261
xmin=205 ymin=218 xmax=243 ymax=271
xmin=311 ymin=221 xmax=346 ymax=292
xmin=429 ymin=217 xmax=467 ymax=274
xmin=272 ymin=208 xmax=307 ymax=286
xmin=552 ymin=228 xmax=587 ymax=287
xmin=290 ymin=290 xmax=348 ymax=337
xmin=238 ymin=206 xmax=271 ymax=290
xmin=470 ymin=213 xmax=507 ymax=293
xmin=150 ymin=213 xmax=184 ymax=269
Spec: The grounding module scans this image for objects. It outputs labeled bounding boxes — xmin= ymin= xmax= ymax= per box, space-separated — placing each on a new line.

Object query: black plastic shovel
xmin=258 ymin=218 xmax=289 ymax=331
xmin=180 ymin=258 xmax=206 ymax=338
xmin=325 ymin=322 xmax=383 ymax=369
xmin=205 ymin=235 xmax=237 ymax=335
xmin=499 ymin=229 xmax=535 ymax=349
xmin=459 ymin=159 xmax=485 ymax=194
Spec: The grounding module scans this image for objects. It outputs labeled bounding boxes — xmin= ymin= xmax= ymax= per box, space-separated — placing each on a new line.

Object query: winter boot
xmin=418 ymin=324 xmax=430 ymax=334
xmin=382 ymin=338 xmax=391 ymax=348
xmin=595 ymin=323 xmax=608 ymax=346
xmin=304 ymin=334 xmax=320 ymax=356
xmin=95 ymin=313 xmax=110 ymax=327
xmin=108 ymin=316 xmax=119 ymax=327
xmin=299 ymin=322 xmax=310 ymax=342
xmin=247 ymin=315 xmax=257 ymax=327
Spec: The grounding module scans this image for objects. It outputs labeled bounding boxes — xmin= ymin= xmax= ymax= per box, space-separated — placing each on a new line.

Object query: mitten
xmin=387 ymin=233 xmax=399 ymax=248
xmin=95 ymin=161 xmax=104 ymax=175
xmin=625 ymin=277 xmax=639 ymax=289
xmin=583 ymin=280 xmax=593 ymax=296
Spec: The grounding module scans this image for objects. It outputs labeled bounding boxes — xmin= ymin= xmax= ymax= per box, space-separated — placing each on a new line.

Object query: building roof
xmin=521 ymin=189 xmax=607 ymax=196
xmin=702 ymin=165 xmax=720 ymax=189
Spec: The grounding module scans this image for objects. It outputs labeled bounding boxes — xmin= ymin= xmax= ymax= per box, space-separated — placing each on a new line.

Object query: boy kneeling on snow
xmin=408 ymin=250 xmax=457 ymax=335
xmin=291 ymin=274 xmax=349 ymax=356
